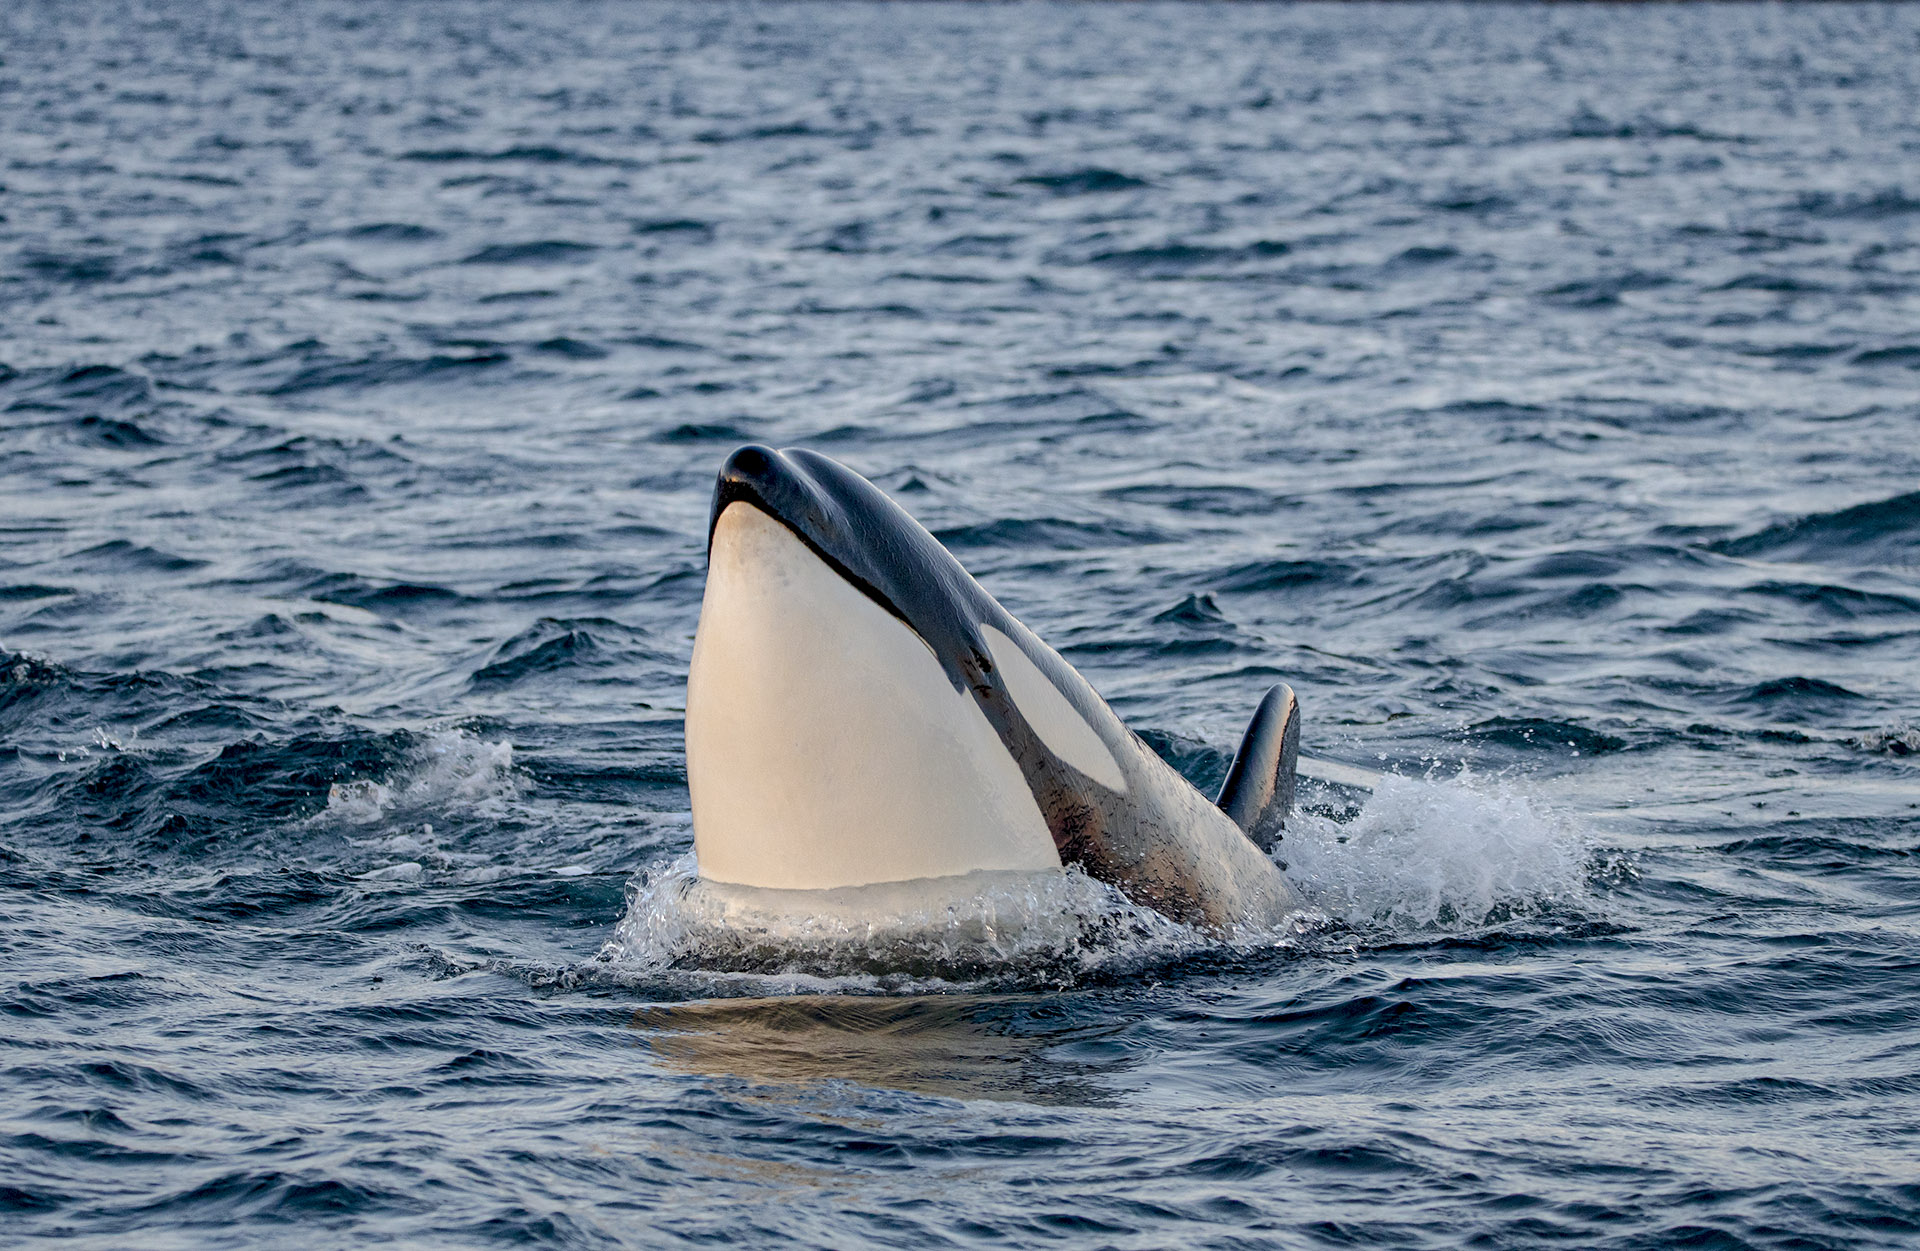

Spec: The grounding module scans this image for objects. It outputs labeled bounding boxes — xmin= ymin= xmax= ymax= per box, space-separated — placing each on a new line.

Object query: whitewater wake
xmin=591 ymin=772 xmax=1600 ymax=992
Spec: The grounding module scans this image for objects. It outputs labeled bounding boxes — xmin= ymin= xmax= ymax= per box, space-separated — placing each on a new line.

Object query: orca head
xmin=684 ymin=445 xmax=1305 ymax=933
xmin=705 ymin=444 xmax=988 ymax=694
xmin=688 ymin=445 xmax=1118 ymax=891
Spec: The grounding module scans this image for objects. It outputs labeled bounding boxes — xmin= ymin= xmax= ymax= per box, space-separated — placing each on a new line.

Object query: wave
xmin=263 ymin=351 xmax=508 ymax=394
xmin=458 ymin=240 xmax=600 ymax=265
xmin=1537 ymin=270 xmax=1672 ymax=307
xmin=400 ymin=145 xmax=624 ymax=167
xmin=691 ymin=121 xmax=833 ymax=145
xmin=654 ymin=421 xmax=752 ymax=444
xmin=1152 ymin=592 xmax=1235 ymax=628
xmin=18 ymin=250 xmax=125 ymax=285
xmin=1712 ymin=490 xmax=1920 ymax=568
xmin=469 ymin=617 xmax=658 ymax=686
xmin=341 ymin=222 xmax=441 ymax=241
xmin=1099 ymin=483 xmax=1276 ymax=516
xmin=1852 ymin=345 xmax=1920 ymax=367
xmin=67 ymin=541 xmax=206 ymax=574
xmin=71 ymin=414 xmax=165 ymax=448
xmin=1458 ymin=717 xmax=1628 ymax=755
xmin=1212 ymin=557 xmax=1365 ymax=596
xmin=322 ymin=729 xmax=518 ymax=832
xmin=1737 ymin=579 xmax=1920 ymax=618
xmin=1849 ymin=724 xmax=1919 ymax=757
xmin=1015 ymin=168 xmax=1147 ymax=195
xmin=1136 ymin=728 xmax=1232 ymax=796
xmin=933 ymin=516 xmax=1167 ymax=551
xmin=3 ymin=363 xmax=156 ymax=413
xmin=10 ymin=724 xmax=418 ymax=858
xmin=530 ymin=336 xmax=608 ymax=360
xmin=631 ymin=218 xmax=713 ymax=236
xmin=1712 ymin=831 xmax=1917 ymax=866
xmin=0 ymin=584 xmax=76 ymax=604
xmin=1794 ymin=187 xmax=1920 ymax=221
xmin=1087 ymin=240 xmax=1291 ymax=273
xmin=305 ymin=576 xmax=468 ymax=617
xmin=1738 ymin=675 xmax=1863 ymax=707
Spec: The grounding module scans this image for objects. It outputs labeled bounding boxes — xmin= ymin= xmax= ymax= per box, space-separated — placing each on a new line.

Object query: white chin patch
xmin=979 ymin=624 xmax=1127 ymax=793
xmin=686 ymin=504 xmax=1061 ymax=891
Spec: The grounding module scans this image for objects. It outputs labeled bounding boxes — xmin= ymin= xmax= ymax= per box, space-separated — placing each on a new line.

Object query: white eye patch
xmin=980 ymin=624 xmax=1127 ymax=793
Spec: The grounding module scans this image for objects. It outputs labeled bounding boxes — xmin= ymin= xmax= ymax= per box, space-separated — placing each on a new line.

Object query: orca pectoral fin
xmin=1216 ymin=683 xmax=1300 ymax=853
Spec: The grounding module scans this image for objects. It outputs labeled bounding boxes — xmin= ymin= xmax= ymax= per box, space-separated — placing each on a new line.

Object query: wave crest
xmin=323 ymin=729 xmax=517 ymax=825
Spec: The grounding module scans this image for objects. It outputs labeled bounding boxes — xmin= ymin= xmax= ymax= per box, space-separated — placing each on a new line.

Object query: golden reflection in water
xmin=631 ymin=995 xmax=1118 ymax=1106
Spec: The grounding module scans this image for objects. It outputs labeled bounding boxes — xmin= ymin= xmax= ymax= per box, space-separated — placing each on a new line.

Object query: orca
xmin=685 ymin=445 xmax=1326 ymax=933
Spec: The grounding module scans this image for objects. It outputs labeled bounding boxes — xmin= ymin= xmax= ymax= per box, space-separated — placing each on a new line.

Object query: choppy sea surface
xmin=5 ymin=2 xmax=1919 ymax=1246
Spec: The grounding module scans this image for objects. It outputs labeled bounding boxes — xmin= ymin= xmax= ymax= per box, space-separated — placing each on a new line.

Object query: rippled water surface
xmin=5 ymin=2 xmax=1920 ymax=1246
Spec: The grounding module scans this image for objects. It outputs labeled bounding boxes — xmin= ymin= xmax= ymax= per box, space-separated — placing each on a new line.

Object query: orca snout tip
xmin=710 ymin=444 xmax=788 ymax=550
xmin=718 ymin=443 xmax=781 ymax=487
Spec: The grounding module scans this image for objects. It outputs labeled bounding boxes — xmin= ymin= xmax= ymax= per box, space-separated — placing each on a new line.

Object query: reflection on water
xmin=634 ymin=995 xmax=1122 ymax=1106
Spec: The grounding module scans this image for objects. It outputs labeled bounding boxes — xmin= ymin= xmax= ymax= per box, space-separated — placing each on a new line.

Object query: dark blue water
xmin=5 ymin=2 xmax=1920 ymax=1246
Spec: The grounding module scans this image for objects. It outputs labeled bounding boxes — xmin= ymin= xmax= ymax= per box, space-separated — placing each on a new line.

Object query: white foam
xmin=1282 ymin=772 xmax=1591 ymax=930
xmin=316 ymin=730 xmax=520 ymax=883
xmin=1850 ymin=723 xmax=1920 ymax=757
xmin=369 ymin=832 xmax=431 ymax=857
xmin=597 ymin=854 xmax=1211 ymax=988
xmin=593 ymin=773 xmax=1597 ymax=990
xmin=323 ymin=729 xmax=517 ymax=825
xmin=325 ymin=778 xmax=395 ymax=823
xmin=358 ymin=861 xmax=424 ymax=882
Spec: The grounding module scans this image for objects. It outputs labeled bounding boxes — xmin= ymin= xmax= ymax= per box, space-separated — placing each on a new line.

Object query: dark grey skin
xmin=710 ymin=445 xmax=1303 ymax=932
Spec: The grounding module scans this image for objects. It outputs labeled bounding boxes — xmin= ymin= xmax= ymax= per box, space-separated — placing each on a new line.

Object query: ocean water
xmin=4 ymin=1 xmax=1919 ymax=1246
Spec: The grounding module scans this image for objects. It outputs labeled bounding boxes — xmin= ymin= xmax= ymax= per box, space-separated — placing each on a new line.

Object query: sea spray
xmin=596 ymin=855 xmax=1209 ymax=987
xmin=322 ymin=728 xmax=518 ymax=824
xmin=595 ymin=774 xmax=1594 ymax=987
xmin=1282 ymin=772 xmax=1592 ymax=929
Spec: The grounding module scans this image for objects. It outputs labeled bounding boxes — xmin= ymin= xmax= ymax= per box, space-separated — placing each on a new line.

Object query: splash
xmin=596 ymin=855 xmax=1211 ymax=990
xmin=590 ymin=774 xmax=1596 ymax=989
xmin=322 ymin=729 xmax=517 ymax=824
xmin=1849 ymin=723 xmax=1919 ymax=757
xmin=315 ymin=730 xmax=523 ymax=883
xmin=1282 ymin=772 xmax=1592 ymax=930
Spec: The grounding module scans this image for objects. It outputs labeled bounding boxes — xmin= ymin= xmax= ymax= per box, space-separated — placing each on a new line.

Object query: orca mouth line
xmin=708 ymin=444 xmax=966 ymax=669
xmin=711 ymin=498 xmax=909 ymax=635
xmin=705 ymin=444 xmax=1386 ymax=800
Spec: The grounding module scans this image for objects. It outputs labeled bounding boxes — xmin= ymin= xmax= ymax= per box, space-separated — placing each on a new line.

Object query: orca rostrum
xmin=685 ymin=445 xmax=1318 ymax=933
